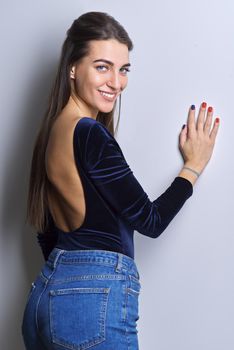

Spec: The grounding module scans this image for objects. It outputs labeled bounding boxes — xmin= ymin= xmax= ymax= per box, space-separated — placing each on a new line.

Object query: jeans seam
xmin=48 ymin=274 xmax=127 ymax=285
xmin=35 ymin=250 xmax=65 ymax=341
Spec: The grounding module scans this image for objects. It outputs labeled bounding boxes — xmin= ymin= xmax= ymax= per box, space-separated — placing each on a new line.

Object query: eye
xmin=96 ymin=65 xmax=108 ymax=72
xmin=120 ymin=67 xmax=130 ymax=75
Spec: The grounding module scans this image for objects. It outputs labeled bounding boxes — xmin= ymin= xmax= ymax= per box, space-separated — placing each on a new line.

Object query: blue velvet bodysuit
xmin=37 ymin=117 xmax=193 ymax=260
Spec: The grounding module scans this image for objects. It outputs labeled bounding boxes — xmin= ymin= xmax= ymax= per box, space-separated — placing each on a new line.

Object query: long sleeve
xmin=84 ymin=122 xmax=193 ymax=238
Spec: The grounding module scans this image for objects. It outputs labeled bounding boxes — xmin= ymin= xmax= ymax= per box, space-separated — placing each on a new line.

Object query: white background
xmin=0 ymin=1 xmax=233 ymax=349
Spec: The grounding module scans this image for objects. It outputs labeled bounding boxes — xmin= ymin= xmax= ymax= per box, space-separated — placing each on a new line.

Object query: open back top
xmin=37 ymin=116 xmax=193 ymax=260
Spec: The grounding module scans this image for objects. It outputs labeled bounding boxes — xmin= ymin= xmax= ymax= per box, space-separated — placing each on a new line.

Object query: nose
xmin=107 ymin=70 xmax=121 ymax=91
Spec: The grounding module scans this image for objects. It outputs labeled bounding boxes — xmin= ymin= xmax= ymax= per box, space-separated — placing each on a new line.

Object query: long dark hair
xmin=26 ymin=11 xmax=133 ymax=233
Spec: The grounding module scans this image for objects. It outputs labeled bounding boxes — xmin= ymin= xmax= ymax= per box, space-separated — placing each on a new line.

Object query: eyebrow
xmin=93 ymin=59 xmax=131 ymax=67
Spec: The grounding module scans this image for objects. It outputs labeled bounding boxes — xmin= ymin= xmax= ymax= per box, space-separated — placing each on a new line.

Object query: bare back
xmin=45 ymin=115 xmax=86 ymax=232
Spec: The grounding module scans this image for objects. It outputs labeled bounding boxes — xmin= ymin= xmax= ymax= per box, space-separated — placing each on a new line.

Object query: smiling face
xmin=70 ymin=39 xmax=130 ymax=118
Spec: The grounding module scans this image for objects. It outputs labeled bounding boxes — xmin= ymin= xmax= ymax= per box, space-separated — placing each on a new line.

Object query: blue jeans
xmin=21 ymin=248 xmax=141 ymax=349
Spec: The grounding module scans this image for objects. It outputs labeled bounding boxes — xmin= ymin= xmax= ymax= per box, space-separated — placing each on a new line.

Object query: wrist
xmin=183 ymin=161 xmax=204 ymax=174
xmin=182 ymin=166 xmax=200 ymax=178
xmin=177 ymin=166 xmax=199 ymax=186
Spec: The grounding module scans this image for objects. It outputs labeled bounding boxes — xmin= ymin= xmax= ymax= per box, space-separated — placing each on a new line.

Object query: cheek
xmin=92 ymin=73 xmax=109 ymax=86
xmin=86 ymin=69 xmax=106 ymax=87
xmin=76 ymin=80 xmax=96 ymax=100
xmin=122 ymin=77 xmax=128 ymax=90
xmin=75 ymin=70 xmax=101 ymax=91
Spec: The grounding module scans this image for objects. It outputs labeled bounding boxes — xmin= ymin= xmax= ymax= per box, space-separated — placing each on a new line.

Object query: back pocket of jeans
xmin=49 ymin=287 xmax=110 ymax=350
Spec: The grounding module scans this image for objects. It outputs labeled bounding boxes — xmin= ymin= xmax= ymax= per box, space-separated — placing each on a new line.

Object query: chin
xmin=99 ymin=108 xmax=114 ymax=114
xmin=97 ymin=104 xmax=115 ymax=114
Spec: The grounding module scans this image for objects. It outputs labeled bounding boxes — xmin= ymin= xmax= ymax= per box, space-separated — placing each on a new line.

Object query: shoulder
xmin=73 ymin=117 xmax=124 ymax=166
xmin=74 ymin=117 xmax=113 ymax=141
xmin=74 ymin=117 xmax=120 ymax=150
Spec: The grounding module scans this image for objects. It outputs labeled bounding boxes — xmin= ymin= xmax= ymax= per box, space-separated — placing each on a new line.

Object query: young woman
xmin=21 ymin=11 xmax=219 ymax=350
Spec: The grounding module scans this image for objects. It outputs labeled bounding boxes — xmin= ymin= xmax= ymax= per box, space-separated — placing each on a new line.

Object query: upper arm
xmin=85 ymin=123 xmax=150 ymax=214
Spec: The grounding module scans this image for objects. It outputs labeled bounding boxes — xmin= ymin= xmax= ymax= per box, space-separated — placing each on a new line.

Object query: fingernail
xmin=202 ymin=102 xmax=207 ymax=108
xmin=182 ymin=124 xmax=186 ymax=129
xmin=191 ymin=105 xmax=195 ymax=110
xmin=208 ymin=106 xmax=213 ymax=112
xmin=215 ymin=117 xmax=220 ymax=123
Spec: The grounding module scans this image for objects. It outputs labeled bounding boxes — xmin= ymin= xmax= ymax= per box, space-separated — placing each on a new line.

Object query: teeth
xmin=100 ymin=91 xmax=115 ymax=98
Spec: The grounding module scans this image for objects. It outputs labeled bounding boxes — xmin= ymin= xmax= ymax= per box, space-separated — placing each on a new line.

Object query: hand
xmin=179 ymin=102 xmax=220 ymax=174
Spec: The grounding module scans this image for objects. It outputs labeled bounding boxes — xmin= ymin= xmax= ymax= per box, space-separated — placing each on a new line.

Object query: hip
xmin=22 ymin=248 xmax=141 ymax=350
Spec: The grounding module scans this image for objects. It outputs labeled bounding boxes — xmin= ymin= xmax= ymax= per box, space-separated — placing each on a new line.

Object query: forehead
xmin=86 ymin=39 xmax=129 ymax=64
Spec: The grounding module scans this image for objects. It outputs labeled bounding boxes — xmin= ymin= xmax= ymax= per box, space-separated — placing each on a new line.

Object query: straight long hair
xmin=26 ymin=12 xmax=133 ymax=233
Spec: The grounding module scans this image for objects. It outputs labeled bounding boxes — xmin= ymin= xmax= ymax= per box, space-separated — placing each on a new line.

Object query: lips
xmin=98 ymin=90 xmax=118 ymax=102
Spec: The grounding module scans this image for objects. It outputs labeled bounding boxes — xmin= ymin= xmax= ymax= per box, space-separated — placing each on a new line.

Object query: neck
xmin=69 ymin=91 xmax=98 ymax=119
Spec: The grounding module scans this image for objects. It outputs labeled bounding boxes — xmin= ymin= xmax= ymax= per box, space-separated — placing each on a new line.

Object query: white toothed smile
xmin=99 ymin=90 xmax=116 ymax=102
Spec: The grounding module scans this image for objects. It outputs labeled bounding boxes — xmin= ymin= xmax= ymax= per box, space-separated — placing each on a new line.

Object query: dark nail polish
xmin=191 ymin=105 xmax=195 ymax=110
xmin=182 ymin=124 xmax=186 ymax=129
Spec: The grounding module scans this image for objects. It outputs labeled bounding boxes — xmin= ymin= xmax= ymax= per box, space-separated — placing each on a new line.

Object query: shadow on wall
xmin=0 ymin=59 xmax=58 ymax=349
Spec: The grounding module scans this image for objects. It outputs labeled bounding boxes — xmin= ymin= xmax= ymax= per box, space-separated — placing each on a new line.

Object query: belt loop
xmin=53 ymin=249 xmax=65 ymax=269
xmin=115 ymin=253 xmax=123 ymax=273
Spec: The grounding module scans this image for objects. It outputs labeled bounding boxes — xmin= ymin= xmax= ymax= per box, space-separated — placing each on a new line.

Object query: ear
xmin=70 ymin=65 xmax=76 ymax=80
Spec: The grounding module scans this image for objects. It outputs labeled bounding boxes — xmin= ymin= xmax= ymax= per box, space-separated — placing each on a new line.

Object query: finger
xmin=197 ymin=101 xmax=207 ymax=133
xmin=187 ymin=104 xmax=196 ymax=137
xmin=210 ymin=117 xmax=220 ymax=143
xmin=204 ymin=106 xmax=214 ymax=135
xmin=179 ymin=124 xmax=187 ymax=148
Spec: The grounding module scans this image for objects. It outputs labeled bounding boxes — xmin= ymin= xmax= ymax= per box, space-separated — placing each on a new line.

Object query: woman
xmin=21 ymin=11 xmax=219 ymax=350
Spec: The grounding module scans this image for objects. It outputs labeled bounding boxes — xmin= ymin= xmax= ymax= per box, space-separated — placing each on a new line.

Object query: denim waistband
xmin=46 ymin=248 xmax=140 ymax=280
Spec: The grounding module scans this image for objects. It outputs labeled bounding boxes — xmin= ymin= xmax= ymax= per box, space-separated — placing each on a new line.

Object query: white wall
xmin=1 ymin=1 xmax=233 ymax=349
